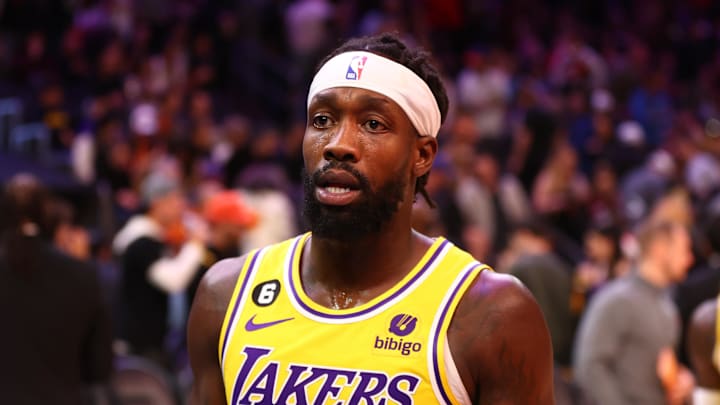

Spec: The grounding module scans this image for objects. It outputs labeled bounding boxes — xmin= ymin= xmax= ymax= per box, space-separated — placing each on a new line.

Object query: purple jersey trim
xmin=431 ymin=263 xmax=482 ymax=404
xmin=287 ymin=236 xmax=449 ymax=320
xmin=220 ymin=249 xmax=263 ymax=359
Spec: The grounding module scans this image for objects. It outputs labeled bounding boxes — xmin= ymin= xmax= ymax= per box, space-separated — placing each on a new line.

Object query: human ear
xmin=413 ymin=136 xmax=438 ymax=177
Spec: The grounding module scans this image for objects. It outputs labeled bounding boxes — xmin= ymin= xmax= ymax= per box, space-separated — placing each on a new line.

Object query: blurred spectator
xmin=548 ymin=30 xmax=608 ymax=90
xmin=455 ymin=46 xmax=512 ymax=139
xmin=571 ymin=223 xmax=622 ymax=313
xmin=285 ymin=0 xmax=333 ymax=58
xmin=503 ymin=221 xmax=575 ymax=368
xmin=587 ymin=160 xmax=623 ymax=228
xmin=532 ymin=141 xmax=590 ymax=241
xmin=574 ymin=218 xmax=695 ymax=405
xmin=238 ymin=164 xmax=298 ymax=251
xmin=0 ymin=173 xmax=112 ymax=405
xmin=628 ymin=70 xmax=674 ymax=147
xmin=509 ymin=108 xmax=557 ymax=192
xmin=47 ymin=196 xmax=92 ymax=260
xmin=455 ymin=147 xmax=531 ymax=259
xmin=423 ymin=152 xmax=464 ymax=246
xmin=112 ymin=170 xmax=206 ymax=367
xmin=686 ymin=152 xmax=720 ymax=204
xmin=620 ymin=149 xmax=676 ymax=227
xmin=187 ymin=190 xmax=257 ymax=306
xmin=221 ymin=115 xmax=253 ymax=188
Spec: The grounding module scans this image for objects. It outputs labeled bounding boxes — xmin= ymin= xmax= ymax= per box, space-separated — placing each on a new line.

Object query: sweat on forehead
xmin=307 ymin=51 xmax=442 ymax=138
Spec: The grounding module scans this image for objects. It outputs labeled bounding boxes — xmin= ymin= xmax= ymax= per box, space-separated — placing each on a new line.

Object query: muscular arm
xmin=448 ymin=271 xmax=554 ymax=404
xmin=688 ymin=299 xmax=720 ymax=392
xmin=187 ymin=255 xmax=247 ymax=405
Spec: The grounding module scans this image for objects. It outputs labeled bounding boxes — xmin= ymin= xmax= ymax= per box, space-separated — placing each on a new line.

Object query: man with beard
xmin=187 ymin=33 xmax=553 ymax=404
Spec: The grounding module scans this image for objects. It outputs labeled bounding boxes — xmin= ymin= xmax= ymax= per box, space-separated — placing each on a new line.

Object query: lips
xmin=315 ymin=169 xmax=363 ymax=206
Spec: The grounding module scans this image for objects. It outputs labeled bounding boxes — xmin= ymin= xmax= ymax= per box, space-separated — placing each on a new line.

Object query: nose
xmin=323 ymin=121 xmax=359 ymax=163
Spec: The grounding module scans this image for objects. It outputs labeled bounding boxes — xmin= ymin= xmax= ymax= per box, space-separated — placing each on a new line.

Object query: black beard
xmin=302 ymin=162 xmax=406 ymax=241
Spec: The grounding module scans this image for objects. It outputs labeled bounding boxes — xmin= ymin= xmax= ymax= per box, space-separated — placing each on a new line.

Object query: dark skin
xmin=688 ymin=298 xmax=720 ymax=390
xmin=188 ymin=87 xmax=554 ymax=404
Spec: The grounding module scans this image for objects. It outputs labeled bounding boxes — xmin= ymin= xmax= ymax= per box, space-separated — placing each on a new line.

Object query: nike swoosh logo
xmin=244 ymin=314 xmax=294 ymax=332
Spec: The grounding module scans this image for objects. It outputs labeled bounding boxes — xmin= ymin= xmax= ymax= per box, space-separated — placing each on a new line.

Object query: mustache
xmin=311 ymin=161 xmax=371 ymax=190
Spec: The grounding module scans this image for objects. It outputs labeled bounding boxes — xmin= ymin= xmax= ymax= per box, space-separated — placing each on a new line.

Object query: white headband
xmin=307 ymin=51 xmax=442 ymax=138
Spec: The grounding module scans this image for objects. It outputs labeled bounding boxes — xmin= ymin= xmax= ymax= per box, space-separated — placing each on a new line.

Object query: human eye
xmin=363 ymin=119 xmax=388 ymax=132
xmin=312 ymin=114 xmax=334 ymax=129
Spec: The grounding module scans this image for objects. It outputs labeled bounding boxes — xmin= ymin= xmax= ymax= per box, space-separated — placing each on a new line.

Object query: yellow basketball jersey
xmin=219 ymin=233 xmax=488 ymax=404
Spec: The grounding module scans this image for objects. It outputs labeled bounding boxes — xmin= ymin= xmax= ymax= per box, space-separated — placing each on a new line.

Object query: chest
xmin=219 ymin=237 xmax=481 ymax=405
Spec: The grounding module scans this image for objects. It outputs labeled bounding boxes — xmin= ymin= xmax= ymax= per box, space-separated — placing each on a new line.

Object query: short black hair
xmin=319 ymin=32 xmax=449 ymax=207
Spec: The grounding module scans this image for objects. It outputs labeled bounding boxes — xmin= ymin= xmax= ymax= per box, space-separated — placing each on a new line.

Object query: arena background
xmin=1 ymin=0 xmax=720 ymax=404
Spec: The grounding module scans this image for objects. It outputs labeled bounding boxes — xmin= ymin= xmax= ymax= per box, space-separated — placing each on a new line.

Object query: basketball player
xmin=188 ymin=33 xmax=554 ymax=404
xmin=688 ymin=297 xmax=720 ymax=404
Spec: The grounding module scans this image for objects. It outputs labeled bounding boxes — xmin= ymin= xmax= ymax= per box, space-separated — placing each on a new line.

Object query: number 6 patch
xmin=252 ymin=280 xmax=281 ymax=307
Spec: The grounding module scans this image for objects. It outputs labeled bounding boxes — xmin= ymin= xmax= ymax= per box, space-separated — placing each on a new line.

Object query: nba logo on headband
xmin=345 ymin=55 xmax=367 ymax=80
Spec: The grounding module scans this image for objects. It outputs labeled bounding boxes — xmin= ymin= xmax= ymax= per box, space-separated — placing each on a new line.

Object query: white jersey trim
xmin=220 ymin=247 xmax=268 ymax=369
xmin=444 ymin=337 xmax=472 ymax=405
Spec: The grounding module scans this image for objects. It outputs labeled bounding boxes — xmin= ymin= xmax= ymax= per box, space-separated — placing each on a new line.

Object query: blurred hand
xmin=575 ymin=261 xmax=608 ymax=290
xmin=667 ymin=367 xmax=694 ymax=405
xmin=184 ymin=211 xmax=209 ymax=244
xmin=57 ymin=225 xmax=91 ymax=260
xmin=657 ymin=347 xmax=694 ymax=405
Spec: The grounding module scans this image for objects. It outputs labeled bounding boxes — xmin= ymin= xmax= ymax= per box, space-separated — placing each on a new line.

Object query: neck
xmin=637 ymin=258 xmax=669 ymax=288
xmin=302 ymin=213 xmax=432 ymax=308
xmin=308 ymin=231 xmax=415 ymax=289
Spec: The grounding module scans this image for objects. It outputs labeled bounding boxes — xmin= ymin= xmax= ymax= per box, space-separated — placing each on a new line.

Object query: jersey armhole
xmin=443 ymin=337 xmax=472 ymax=405
xmin=431 ymin=263 xmax=490 ymax=404
xmin=217 ymin=248 xmax=264 ymax=365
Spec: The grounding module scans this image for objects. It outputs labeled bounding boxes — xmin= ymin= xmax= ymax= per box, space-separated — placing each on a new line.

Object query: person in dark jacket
xmin=0 ymin=173 xmax=113 ymax=405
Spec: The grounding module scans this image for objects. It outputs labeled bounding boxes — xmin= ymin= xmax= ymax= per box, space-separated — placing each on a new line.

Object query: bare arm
xmin=149 ymin=240 xmax=205 ymax=293
xmin=187 ymin=255 xmax=248 ymax=405
xmin=688 ymin=299 xmax=720 ymax=391
xmin=448 ymin=271 xmax=554 ymax=404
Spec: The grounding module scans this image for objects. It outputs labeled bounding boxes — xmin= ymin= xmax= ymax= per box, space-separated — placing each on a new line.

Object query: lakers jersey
xmin=219 ymin=233 xmax=488 ymax=404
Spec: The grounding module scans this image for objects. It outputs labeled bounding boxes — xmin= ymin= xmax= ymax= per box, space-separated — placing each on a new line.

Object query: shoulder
xmin=689 ymin=298 xmax=717 ymax=345
xmin=448 ymin=270 xmax=554 ymax=402
xmin=691 ymin=298 xmax=718 ymax=327
xmin=187 ymin=254 xmax=253 ymax=402
xmin=451 ymin=271 xmax=546 ymax=342
xmin=687 ymin=297 xmax=720 ymax=388
xmin=192 ymin=255 xmax=250 ymax=318
xmin=47 ymin=245 xmax=99 ymax=285
xmin=122 ymin=236 xmax=164 ymax=263
xmin=585 ymin=276 xmax=636 ymax=311
xmin=188 ymin=254 xmax=250 ymax=352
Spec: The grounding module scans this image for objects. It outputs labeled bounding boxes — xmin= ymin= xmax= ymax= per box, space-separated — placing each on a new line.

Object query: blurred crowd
xmin=2 ymin=0 xmax=720 ymax=403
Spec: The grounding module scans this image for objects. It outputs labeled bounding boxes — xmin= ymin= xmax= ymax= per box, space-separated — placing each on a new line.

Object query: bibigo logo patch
xmin=373 ymin=313 xmax=422 ymax=357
